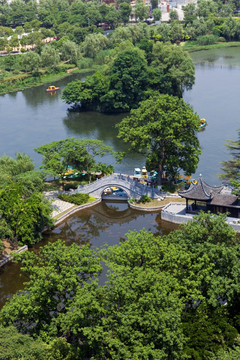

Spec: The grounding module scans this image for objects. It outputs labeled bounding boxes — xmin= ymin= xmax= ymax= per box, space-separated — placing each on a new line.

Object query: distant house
xmin=178 ymin=175 xmax=240 ymax=218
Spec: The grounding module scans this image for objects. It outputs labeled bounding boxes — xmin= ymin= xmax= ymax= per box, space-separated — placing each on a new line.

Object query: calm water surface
xmin=0 ymin=202 xmax=178 ymax=307
xmin=0 ymin=47 xmax=240 ymax=306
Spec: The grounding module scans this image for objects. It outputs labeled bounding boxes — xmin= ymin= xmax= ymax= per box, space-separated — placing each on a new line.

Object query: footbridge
xmin=76 ymin=173 xmax=160 ymax=200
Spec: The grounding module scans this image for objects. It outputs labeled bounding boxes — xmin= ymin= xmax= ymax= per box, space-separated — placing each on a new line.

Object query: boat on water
xmin=200 ymin=118 xmax=207 ymax=129
xmin=46 ymin=85 xmax=60 ymax=92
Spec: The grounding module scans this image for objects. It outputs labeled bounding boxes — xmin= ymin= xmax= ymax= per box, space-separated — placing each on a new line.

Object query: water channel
xmin=0 ymin=47 xmax=240 ymax=307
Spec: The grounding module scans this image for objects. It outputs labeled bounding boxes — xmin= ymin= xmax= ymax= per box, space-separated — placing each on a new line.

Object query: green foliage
xmin=80 ymin=33 xmax=109 ymax=58
xmin=0 ymin=153 xmax=44 ymax=195
xmin=63 ymin=182 xmax=79 ymax=191
xmin=0 ymin=325 xmax=47 ymax=360
xmin=117 ymin=93 xmax=201 ymax=185
xmin=197 ymin=34 xmax=217 ymax=45
xmin=134 ymin=1 xmax=149 ymax=21
xmin=1 ymin=214 xmax=240 ymax=358
xmin=60 ymin=40 xmax=81 ymax=65
xmin=0 ymin=240 xmax=102 ymax=338
xmin=140 ymin=194 xmax=151 ymax=203
xmin=63 ymin=40 xmax=196 ymax=112
xmin=35 ymin=138 xmax=119 ymax=182
xmin=119 ymin=2 xmax=132 ymax=24
xmin=58 ymin=192 xmax=90 ymax=205
xmin=169 ymin=9 xmax=179 ymax=20
xmin=151 ymin=42 xmax=195 ymax=96
xmin=0 ymin=183 xmax=53 ymax=246
xmin=182 ymin=303 xmax=238 ymax=359
xmin=220 ymin=129 xmax=240 ymax=196
xmin=41 ymin=44 xmax=60 ymax=69
xmin=152 ymin=8 xmax=162 ymax=21
xmin=102 ymin=47 xmax=149 ymax=112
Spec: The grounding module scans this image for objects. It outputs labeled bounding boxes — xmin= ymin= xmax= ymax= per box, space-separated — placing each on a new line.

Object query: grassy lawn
xmin=182 ymin=41 xmax=240 ymax=52
xmin=132 ymin=196 xmax=186 ymax=208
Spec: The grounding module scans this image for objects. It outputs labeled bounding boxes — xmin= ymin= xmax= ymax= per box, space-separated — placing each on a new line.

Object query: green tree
xmin=0 ymin=240 xmax=102 ymax=337
xmin=151 ymin=42 xmax=195 ymax=95
xmin=1 ymin=214 xmax=240 ymax=358
xmin=169 ymin=9 xmax=178 ymax=20
xmin=117 ymin=93 xmax=201 ymax=184
xmin=62 ymin=70 xmax=109 ymax=110
xmin=152 ymin=8 xmax=162 ymax=21
xmin=169 ymin=21 xmax=183 ymax=43
xmin=41 ymin=44 xmax=60 ymax=69
xmin=182 ymin=2 xmax=197 ymax=24
xmin=105 ymin=3 xmax=119 ymax=28
xmin=35 ymin=138 xmax=119 ymax=182
xmin=22 ymin=50 xmax=41 ymax=72
xmin=0 ymin=153 xmax=44 ymax=194
xmin=134 ymin=1 xmax=149 ymax=21
xmin=220 ymin=129 xmax=240 ymax=195
xmin=223 ymin=17 xmax=237 ymax=41
xmin=151 ymin=0 xmax=158 ymax=10
xmin=0 ymin=183 xmax=53 ymax=246
xmin=119 ymin=2 xmax=132 ymax=24
xmin=101 ymin=47 xmax=149 ymax=112
xmin=80 ymin=33 xmax=109 ymax=58
xmin=196 ymin=0 xmax=218 ymax=18
xmin=60 ymin=40 xmax=80 ymax=65
xmin=0 ymin=325 xmax=47 ymax=360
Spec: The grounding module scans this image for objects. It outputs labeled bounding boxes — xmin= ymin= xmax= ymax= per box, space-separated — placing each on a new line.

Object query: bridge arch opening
xmin=101 ymin=186 xmax=129 ymax=201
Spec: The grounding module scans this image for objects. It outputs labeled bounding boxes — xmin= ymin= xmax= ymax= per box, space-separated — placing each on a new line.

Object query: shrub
xmin=140 ymin=195 xmax=151 ymax=203
xmin=58 ymin=192 xmax=90 ymax=205
xmin=64 ymin=182 xmax=78 ymax=191
xmin=218 ymin=36 xmax=226 ymax=42
xmin=78 ymin=57 xmax=93 ymax=69
xmin=196 ymin=35 xmax=217 ymax=46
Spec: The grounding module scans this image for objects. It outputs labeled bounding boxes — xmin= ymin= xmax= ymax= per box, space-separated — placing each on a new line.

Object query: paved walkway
xmin=44 ymin=191 xmax=75 ymax=218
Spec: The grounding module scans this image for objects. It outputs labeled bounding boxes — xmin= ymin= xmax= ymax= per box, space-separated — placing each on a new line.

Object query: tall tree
xmin=101 ymin=47 xmax=149 ymax=112
xmin=151 ymin=41 xmax=195 ymax=96
xmin=0 ymin=240 xmax=101 ymax=337
xmin=134 ymin=1 xmax=149 ymax=21
xmin=35 ymin=138 xmax=119 ymax=182
xmin=117 ymin=93 xmax=201 ymax=185
xmin=0 ymin=183 xmax=53 ymax=246
xmin=41 ymin=44 xmax=60 ymax=69
xmin=220 ymin=129 xmax=240 ymax=195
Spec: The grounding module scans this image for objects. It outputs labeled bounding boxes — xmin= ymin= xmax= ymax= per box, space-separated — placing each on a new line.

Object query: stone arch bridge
xmin=75 ymin=173 xmax=160 ymax=200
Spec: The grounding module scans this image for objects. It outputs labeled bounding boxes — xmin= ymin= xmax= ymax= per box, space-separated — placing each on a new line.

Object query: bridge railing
xmin=75 ymin=173 xmax=160 ymax=199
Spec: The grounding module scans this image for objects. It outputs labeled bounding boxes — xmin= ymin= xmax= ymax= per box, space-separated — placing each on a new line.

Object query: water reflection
xmin=0 ymin=201 xmax=178 ymax=308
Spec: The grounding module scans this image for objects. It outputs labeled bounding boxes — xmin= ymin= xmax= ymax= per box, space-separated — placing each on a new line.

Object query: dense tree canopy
xmin=62 ymin=43 xmax=195 ymax=112
xmin=1 ymin=213 xmax=240 ymax=359
xmin=35 ymin=138 xmax=119 ymax=181
xmin=0 ymin=153 xmax=44 ymax=195
xmin=117 ymin=93 xmax=201 ymax=184
xmin=0 ymin=182 xmax=53 ymax=246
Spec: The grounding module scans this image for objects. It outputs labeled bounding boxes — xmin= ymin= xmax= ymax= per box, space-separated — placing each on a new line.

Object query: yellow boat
xmin=46 ymin=85 xmax=60 ymax=92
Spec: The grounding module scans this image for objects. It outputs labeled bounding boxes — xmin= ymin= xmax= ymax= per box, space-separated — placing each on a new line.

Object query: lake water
xmin=0 ymin=47 xmax=240 ymax=307
xmin=0 ymin=47 xmax=240 ymax=183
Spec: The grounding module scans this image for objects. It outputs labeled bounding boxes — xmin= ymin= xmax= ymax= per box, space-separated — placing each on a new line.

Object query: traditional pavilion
xmin=178 ymin=175 xmax=240 ymax=218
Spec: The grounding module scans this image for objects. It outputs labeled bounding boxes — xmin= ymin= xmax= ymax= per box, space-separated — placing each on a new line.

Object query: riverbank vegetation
xmin=117 ymin=94 xmax=201 ymax=185
xmin=220 ymin=128 xmax=240 ymax=196
xmin=1 ymin=0 xmax=240 ymax=95
xmin=35 ymin=138 xmax=120 ymax=183
xmin=1 ymin=213 xmax=240 ymax=359
xmin=0 ymin=153 xmax=53 ymax=254
xmin=57 ymin=192 xmax=96 ymax=205
xmin=62 ymin=42 xmax=195 ymax=112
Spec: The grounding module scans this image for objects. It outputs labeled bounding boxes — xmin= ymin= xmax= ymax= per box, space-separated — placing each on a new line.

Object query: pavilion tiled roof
xmin=178 ymin=175 xmax=224 ymax=201
xmin=209 ymin=194 xmax=240 ymax=207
